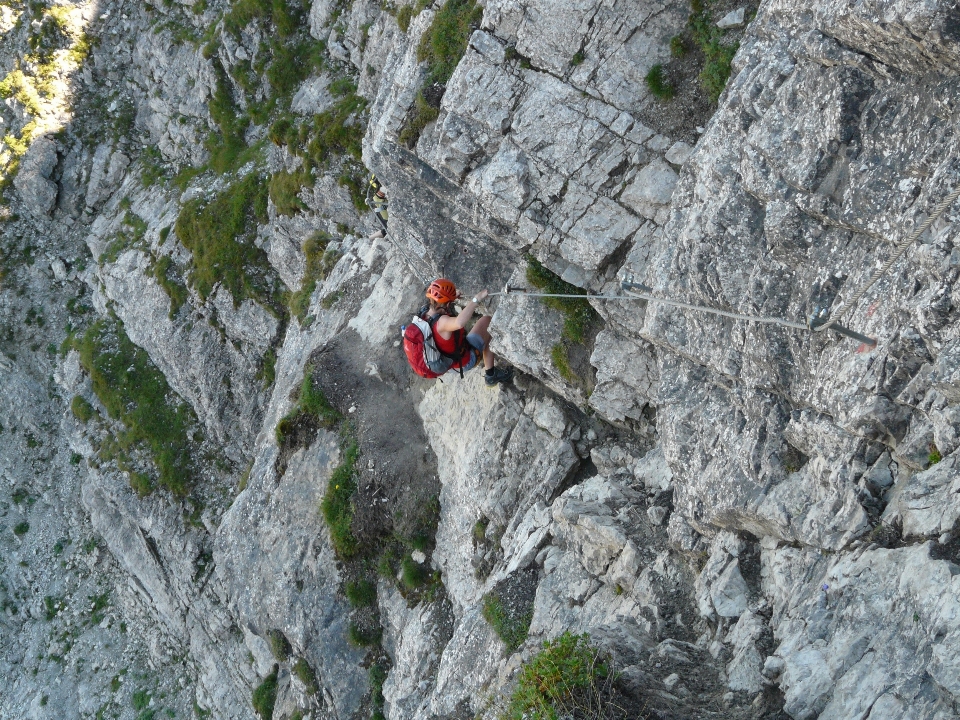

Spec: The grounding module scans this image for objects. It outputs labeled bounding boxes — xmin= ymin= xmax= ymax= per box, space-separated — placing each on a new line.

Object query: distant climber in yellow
xmin=366 ymin=174 xmax=388 ymax=239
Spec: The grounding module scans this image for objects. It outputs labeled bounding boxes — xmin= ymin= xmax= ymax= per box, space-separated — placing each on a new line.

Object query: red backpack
xmin=402 ymin=307 xmax=466 ymax=379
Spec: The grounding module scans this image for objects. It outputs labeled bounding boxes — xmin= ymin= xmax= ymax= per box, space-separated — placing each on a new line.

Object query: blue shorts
xmin=460 ymin=334 xmax=486 ymax=371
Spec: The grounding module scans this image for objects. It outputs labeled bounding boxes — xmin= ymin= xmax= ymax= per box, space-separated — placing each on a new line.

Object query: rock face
xmin=3 ymin=0 xmax=960 ymax=719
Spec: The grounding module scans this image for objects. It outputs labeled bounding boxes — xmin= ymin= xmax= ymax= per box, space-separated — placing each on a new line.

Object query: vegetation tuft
xmin=525 ymin=257 xmax=598 ymax=384
xmin=267 ymin=629 xmax=291 ymax=662
xmin=482 ymin=594 xmax=531 ymax=652
xmin=645 ymin=63 xmax=675 ymax=100
xmin=688 ymin=2 xmax=738 ymax=102
xmin=151 ymin=255 xmax=189 ymax=318
xmin=504 ymin=633 xmax=618 ymax=720
xmin=345 ymin=579 xmax=377 ymax=607
xmin=288 ymin=231 xmax=341 ymax=322
xmin=175 ymin=172 xmax=281 ymax=311
xmin=276 ymin=365 xmax=341 ymax=445
xmin=251 ymin=666 xmax=279 ymax=720
xmin=268 ymin=166 xmax=312 ymax=217
xmin=75 ymin=318 xmax=197 ymax=496
xmin=398 ymin=91 xmax=440 ymax=148
xmin=525 ymin=256 xmax=597 ymax=344
xmin=321 ymin=437 xmax=360 ymax=559
xmin=71 ymin=395 xmax=95 ymax=423
xmin=417 ymin=0 xmax=483 ymax=86
xmin=292 ymin=657 xmax=320 ymax=695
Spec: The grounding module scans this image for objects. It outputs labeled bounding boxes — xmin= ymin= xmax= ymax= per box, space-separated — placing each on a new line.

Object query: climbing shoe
xmin=485 ymin=366 xmax=514 ymax=387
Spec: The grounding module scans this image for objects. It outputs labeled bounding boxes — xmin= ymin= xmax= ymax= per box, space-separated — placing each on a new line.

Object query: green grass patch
xmin=525 ymin=256 xmax=597 ymax=344
xmin=929 ymin=443 xmax=942 ymax=466
xmin=100 ymin=211 xmax=149 ymax=264
xmin=276 ymin=364 xmax=341 ymax=444
xmin=267 ymin=629 xmax=291 ymax=662
xmin=645 ymin=63 xmax=674 ymax=100
xmin=398 ymin=91 xmax=440 ymax=148
xmin=175 ymin=172 xmax=281 ymax=310
xmin=347 ymin=622 xmax=381 ymax=647
xmin=400 ymin=555 xmax=429 ymax=590
xmin=13 ymin=521 xmax=29 ymax=536
xmin=151 ymin=256 xmax=189 ymax=318
xmin=570 ymin=49 xmax=585 ymax=66
xmin=526 ymin=257 xmax=598 ymax=386
xmin=288 ymin=231 xmax=340 ymax=322
xmin=320 ymin=290 xmax=343 ymax=309
xmin=396 ymin=5 xmax=413 ymax=32
xmin=132 ymin=690 xmax=151 ymax=712
xmin=688 ymin=3 xmax=738 ymax=103
xmin=75 ymin=317 xmax=197 ymax=497
xmin=670 ymin=34 xmax=687 ymax=57
xmin=482 ymin=594 xmax=530 ymax=652
xmin=320 ymin=437 xmax=359 ymax=560
xmin=71 ymin=395 xmax=95 ymax=423
xmin=305 ymin=87 xmax=367 ymax=165
xmin=417 ymin=0 xmax=483 ymax=86
xmin=292 ymin=657 xmax=319 ymax=695
xmin=258 ymin=346 xmax=277 ymax=389
xmin=549 ymin=343 xmax=575 ymax=384
xmin=344 ymin=579 xmax=376 ymax=607
xmin=268 ymin=166 xmax=312 ymax=216
xmin=504 ymin=633 xmax=610 ymax=720
xmin=251 ymin=667 xmax=278 ymax=720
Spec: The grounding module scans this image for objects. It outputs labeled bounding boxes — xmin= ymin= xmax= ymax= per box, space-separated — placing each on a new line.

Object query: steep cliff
xmin=2 ymin=0 xmax=960 ymax=719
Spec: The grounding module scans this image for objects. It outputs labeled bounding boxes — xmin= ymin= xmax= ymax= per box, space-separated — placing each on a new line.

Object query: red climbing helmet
xmin=426 ymin=278 xmax=458 ymax=304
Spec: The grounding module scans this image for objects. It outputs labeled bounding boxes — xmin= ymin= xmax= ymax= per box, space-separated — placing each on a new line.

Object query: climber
xmin=404 ymin=278 xmax=514 ymax=386
xmin=365 ymin=173 xmax=389 ymax=239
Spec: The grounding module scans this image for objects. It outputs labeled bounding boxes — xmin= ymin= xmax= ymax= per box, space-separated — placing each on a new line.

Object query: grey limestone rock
xmin=14 ymin=135 xmax=59 ymax=217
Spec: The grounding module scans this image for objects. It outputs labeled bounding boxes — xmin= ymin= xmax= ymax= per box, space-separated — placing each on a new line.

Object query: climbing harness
xmin=490 ymin=282 xmax=878 ymax=346
xmin=810 ymin=182 xmax=960 ymax=335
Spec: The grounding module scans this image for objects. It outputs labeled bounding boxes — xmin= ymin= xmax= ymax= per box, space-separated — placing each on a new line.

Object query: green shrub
xmin=570 ymin=50 xmax=585 ymax=66
xmin=75 ymin=318 xmax=197 ymax=496
xmin=175 ymin=173 xmax=279 ymax=309
xmin=482 ymin=594 xmax=530 ymax=652
xmin=267 ymin=629 xmax=291 ymax=662
xmin=71 ymin=395 xmax=95 ymax=423
xmin=504 ymin=633 xmax=609 ymax=720
xmin=929 ymin=443 xmax=942 ymax=466
xmin=151 ymin=256 xmax=189 ymax=318
xmin=252 ymin=667 xmax=278 ymax=720
xmin=645 ymin=63 xmax=674 ymax=100
xmin=320 ymin=439 xmax=359 ymax=559
xmin=417 ymin=0 xmax=483 ymax=86
xmin=292 ymin=657 xmax=319 ymax=695
xmin=13 ymin=521 xmax=29 ymax=536
xmin=344 ymin=579 xmax=376 ymax=607
xmin=320 ymin=290 xmax=343 ymax=309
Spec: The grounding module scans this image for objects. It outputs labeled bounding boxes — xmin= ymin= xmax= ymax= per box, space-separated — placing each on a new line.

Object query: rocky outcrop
xmin=4 ymin=0 xmax=960 ymax=718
